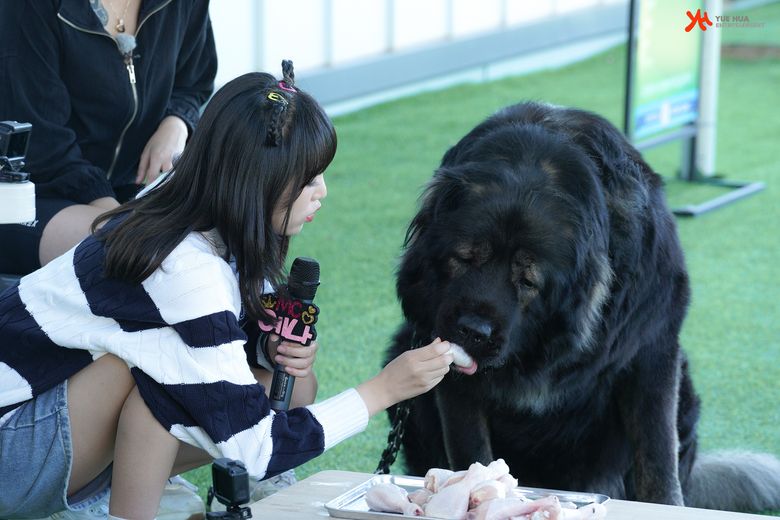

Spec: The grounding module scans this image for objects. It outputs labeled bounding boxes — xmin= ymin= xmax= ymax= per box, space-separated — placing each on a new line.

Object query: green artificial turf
xmin=184 ymin=3 xmax=779 ymax=513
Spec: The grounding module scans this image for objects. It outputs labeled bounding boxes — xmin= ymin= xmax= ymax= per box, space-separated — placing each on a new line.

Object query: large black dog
xmin=387 ymin=102 xmax=780 ymax=511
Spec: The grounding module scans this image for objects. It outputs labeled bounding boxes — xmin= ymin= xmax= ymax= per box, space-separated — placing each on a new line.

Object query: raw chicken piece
xmin=425 ymin=468 xmax=455 ymax=492
xmin=484 ymin=459 xmax=511 ymax=480
xmin=425 ymin=461 xmax=510 ymax=519
xmin=425 ymin=464 xmax=489 ymax=519
xmin=408 ymin=488 xmax=434 ymax=506
xmin=496 ymin=474 xmax=518 ymax=490
xmin=468 ymin=495 xmax=561 ymax=520
xmin=469 ymin=480 xmax=507 ymax=509
xmin=425 ymin=482 xmax=471 ymax=519
xmin=411 ymin=459 xmax=607 ymax=520
xmin=440 ymin=470 xmax=468 ymax=489
xmin=448 ymin=343 xmax=478 ymax=375
xmin=448 ymin=343 xmax=473 ymax=367
xmin=365 ymin=483 xmax=424 ymax=516
xmin=468 ymin=496 xmax=608 ymax=520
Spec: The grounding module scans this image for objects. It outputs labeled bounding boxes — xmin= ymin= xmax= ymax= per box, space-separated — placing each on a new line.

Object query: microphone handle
xmin=269 ymin=256 xmax=319 ymax=412
xmin=269 ymin=365 xmax=294 ymax=412
xmin=269 ymin=295 xmax=315 ymax=412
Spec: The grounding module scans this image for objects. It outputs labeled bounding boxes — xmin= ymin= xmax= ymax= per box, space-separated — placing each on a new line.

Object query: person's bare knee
xmin=39 ymin=204 xmax=107 ymax=265
xmin=67 ymin=354 xmax=135 ymax=494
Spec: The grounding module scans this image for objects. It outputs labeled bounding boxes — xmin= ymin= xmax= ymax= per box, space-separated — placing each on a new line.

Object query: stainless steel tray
xmin=325 ymin=474 xmax=610 ymax=520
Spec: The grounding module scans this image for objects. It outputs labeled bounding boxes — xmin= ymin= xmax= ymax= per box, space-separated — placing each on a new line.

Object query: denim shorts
xmin=0 ymin=381 xmax=111 ymax=518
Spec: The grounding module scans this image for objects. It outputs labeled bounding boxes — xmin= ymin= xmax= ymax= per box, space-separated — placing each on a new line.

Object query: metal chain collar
xmin=375 ymin=330 xmax=423 ymax=474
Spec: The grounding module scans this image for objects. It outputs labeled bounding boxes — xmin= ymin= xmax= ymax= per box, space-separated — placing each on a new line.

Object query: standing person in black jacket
xmin=0 ymin=0 xmax=217 ymax=276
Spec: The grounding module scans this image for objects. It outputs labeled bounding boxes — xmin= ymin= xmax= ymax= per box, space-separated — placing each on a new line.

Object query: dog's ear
xmin=430 ymin=167 xmax=471 ymax=216
xmin=402 ymin=166 xmax=468 ymax=250
xmin=397 ymin=167 xmax=467 ymax=328
xmin=396 ymin=249 xmax=434 ymax=328
xmin=397 ymin=178 xmax=436 ymax=327
xmin=571 ymin=246 xmax=613 ymax=351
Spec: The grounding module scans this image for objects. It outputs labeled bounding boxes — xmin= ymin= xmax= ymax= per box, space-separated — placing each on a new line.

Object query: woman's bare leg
xmin=67 ymin=353 xmax=135 ymax=494
xmin=110 ymin=387 xmax=212 ymax=519
xmin=68 ymin=354 xmax=211 ymax=518
xmin=39 ymin=197 xmax=119 ymax=265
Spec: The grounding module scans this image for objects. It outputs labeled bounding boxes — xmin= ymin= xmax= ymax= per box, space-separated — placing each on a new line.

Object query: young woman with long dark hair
xmin=0 ymin=63 xmax=453 ymax=519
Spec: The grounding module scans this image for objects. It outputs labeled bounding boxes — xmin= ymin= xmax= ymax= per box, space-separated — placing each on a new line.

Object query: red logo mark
xmin=686 ymin=9 xmax=713 ymax=32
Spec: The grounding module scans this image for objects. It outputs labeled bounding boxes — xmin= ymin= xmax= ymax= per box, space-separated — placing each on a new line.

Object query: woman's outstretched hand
xmin=357 ymin=338 xmax=453 ymax=416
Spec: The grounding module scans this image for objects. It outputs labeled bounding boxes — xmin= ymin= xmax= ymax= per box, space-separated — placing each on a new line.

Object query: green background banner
xmin=631 ymin=0 xmax=704 ymax=139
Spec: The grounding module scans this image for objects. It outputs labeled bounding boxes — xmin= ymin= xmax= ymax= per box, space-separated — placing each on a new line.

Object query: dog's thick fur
xmin=386 ymin=102 xmax=780 ymax=511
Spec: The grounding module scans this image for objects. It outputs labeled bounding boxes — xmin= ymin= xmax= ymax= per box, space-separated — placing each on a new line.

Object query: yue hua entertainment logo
xmin=685 ymin=9 xmax=765 ymax=31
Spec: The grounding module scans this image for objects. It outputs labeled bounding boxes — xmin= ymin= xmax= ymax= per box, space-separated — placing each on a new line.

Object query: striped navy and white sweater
xmin=0 ymin=226 xmax=368 ymax=480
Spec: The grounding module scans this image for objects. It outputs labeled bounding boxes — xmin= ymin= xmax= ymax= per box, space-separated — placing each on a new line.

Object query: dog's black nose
xmin=457 ymin=314 xmax=493 ymax=343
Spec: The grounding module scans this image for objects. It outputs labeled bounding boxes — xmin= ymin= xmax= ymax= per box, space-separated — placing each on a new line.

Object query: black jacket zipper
xmin=57 ymin=0 xmax=172 ymax=180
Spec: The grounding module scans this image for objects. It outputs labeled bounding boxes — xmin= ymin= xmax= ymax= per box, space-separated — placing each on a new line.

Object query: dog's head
xmin=397 ymin=116 xmax=613 ymax=377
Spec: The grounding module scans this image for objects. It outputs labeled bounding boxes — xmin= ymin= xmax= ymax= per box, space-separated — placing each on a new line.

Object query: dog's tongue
xmin=448 ymin=343 xmax=478 ymax=375
xmin=454 ymin=360 xmax=478 ymax=375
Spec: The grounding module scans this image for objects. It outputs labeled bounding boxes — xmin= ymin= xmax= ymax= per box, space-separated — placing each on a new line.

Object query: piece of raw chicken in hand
xmin=365 ymin=482 xmax=424 ymax=516
xmin=448 ymin=343 xmax=478 ymax=375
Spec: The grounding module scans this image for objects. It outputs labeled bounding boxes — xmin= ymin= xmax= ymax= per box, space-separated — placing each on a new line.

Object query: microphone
xmin=268 ymin=257 xmax=320 ymax=411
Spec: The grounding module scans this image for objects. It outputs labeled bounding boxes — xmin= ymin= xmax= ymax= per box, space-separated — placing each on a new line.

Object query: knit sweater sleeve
xmin=129 ymin=236 xmax=368 ymax=479
xmin=134 ymin=368 xmax=368 ymax=479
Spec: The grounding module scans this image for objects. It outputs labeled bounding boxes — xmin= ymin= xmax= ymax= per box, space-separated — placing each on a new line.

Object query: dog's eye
xmin=448 ymin=256 xmax=468 ymax=277
xmin=512 ymin=259 xmax=531 ymax=276
xmin=511 ymin=254 xmax=540 ymax=290
xmin=453 ymin=245 xmax=473 ymax=263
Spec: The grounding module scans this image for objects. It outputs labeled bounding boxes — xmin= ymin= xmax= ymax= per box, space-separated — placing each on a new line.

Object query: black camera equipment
xmin=0 ymin=121 xmax=35 ymax=224
xmin=206 ymin=458 xmax=253 ymax=519
xmin=0 ymin=121 xmax=31 ymax=181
